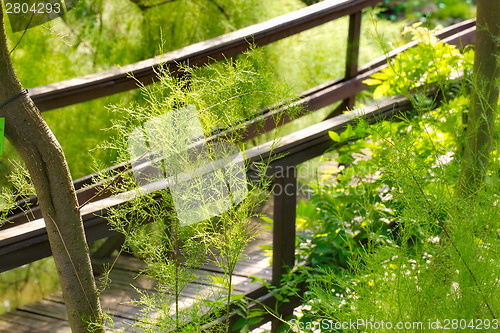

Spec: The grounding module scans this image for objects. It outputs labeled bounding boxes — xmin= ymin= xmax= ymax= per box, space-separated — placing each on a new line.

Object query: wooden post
xmin=272 ymin=165 xmax=297 ymax=285
xmin=327 ymin=10 xmax=362 ymax=119
xmin=271 ymin=165 xmax=297 ymax=332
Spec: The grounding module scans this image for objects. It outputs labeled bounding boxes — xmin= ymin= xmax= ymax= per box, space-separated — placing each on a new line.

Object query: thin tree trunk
xmin=457 ymin=0 xmax=499 ymax=197
xmin=0 ymin=10 xmax=103 ymax=332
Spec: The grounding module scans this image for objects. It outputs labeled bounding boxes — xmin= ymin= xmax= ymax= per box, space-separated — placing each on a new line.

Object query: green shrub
xmin=290 ymin=23 xmax=499 ymax=331
xmin=296 ymin=127 xmax=397 ymax=271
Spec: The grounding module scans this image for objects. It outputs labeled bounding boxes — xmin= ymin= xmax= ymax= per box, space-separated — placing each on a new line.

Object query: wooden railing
xmin=0 ymin=0 xmax=476 ymax=329
xmin=30 ymin=0 xmax=379 ymax=111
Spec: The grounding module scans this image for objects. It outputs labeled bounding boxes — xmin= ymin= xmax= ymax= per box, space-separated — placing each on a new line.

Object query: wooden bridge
xmin=0 ymin=0 xmax=475 ymax=331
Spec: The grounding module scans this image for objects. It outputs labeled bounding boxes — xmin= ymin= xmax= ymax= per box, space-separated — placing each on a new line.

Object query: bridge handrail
xmin=30 ymin=0 xmax=379 ymax=111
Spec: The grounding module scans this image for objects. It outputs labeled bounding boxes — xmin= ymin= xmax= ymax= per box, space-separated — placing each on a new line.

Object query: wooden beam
xmin=272 ymin=165 xmax=297 ymax=286
xmin=271 ymin=165 xmax=297 ymax=332
xmin=333 ymin=10 xmax=363 ymax=115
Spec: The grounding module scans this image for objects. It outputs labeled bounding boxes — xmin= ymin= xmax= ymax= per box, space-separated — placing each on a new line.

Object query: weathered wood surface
xmin=0 ymin=218 xmax=273 ymax=332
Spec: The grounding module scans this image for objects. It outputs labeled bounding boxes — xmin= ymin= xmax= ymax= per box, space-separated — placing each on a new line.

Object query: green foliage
xmin=94 ymin=50 xmax=296 ymax=331
xmin=0 ymin=162 xmax=34 ymax=223
xmin=364 ymin=23 xmax=473 ymax=100
xmin=0 ymin=258 xmax=59 ymax=314
xmin=296 ymin=125 xmax=397 ymax=270
xmin=2 ymin=0 xmax=273 ymax=183
xmin=0 ymin=0 xmax=408 ymax=318
xmin=294 ymin=94 xmax=469 ymax=272
xmin=290 ymin=23 xmax=499 ymax=332
xmin=297 ymin=143 xmax=499 ymax=330
xmin=378 ymin=0 xmax=475 ymax=24
xmin=0 ymin=0 xmax=407 ymax=185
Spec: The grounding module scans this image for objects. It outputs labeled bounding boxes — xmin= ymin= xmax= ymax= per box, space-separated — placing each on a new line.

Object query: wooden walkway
xmin=0 ymin=218 xmax=273 ymax=332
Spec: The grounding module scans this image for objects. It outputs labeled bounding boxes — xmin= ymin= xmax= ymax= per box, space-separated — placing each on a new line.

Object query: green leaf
xmin=211 ymin=275 xmax=225 ymax=285
xmin=248 ymin=317 xmax=263 ymax=326
xmin=370 ymin=72 xmax=389 ymax=80
xmin=232 ymin=318 xmax=246 ymax=330
xmin=259 ymin=244 xmax=273 ymax=251
xmin=0 ymin=118 xmax=4 ymax=156
xmin=373 ymin=85 xmax=388 ymax=99
xmin=363 ymin=78 xmax=382 ymax=86
xmin=232 ymin=294 xmax=245 ymax=301
xmin=340 ymin=124 xmax=354 ymax=141
xmin=329 ymin=131 xmax=341 ymax=142
xmin=250 ymin=275 xmax=270 ymax=289
xmin=354 ymin=122 xmax=368 ymax=137
xmin=260 ymin=216 xmax=274 ymax=224
xmin=248 ymin=310 xmax=265 ymax=318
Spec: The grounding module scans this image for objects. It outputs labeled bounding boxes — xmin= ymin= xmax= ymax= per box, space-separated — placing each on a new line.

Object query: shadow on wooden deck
xmin=0 ymin=217 xmax=273 ymax=333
